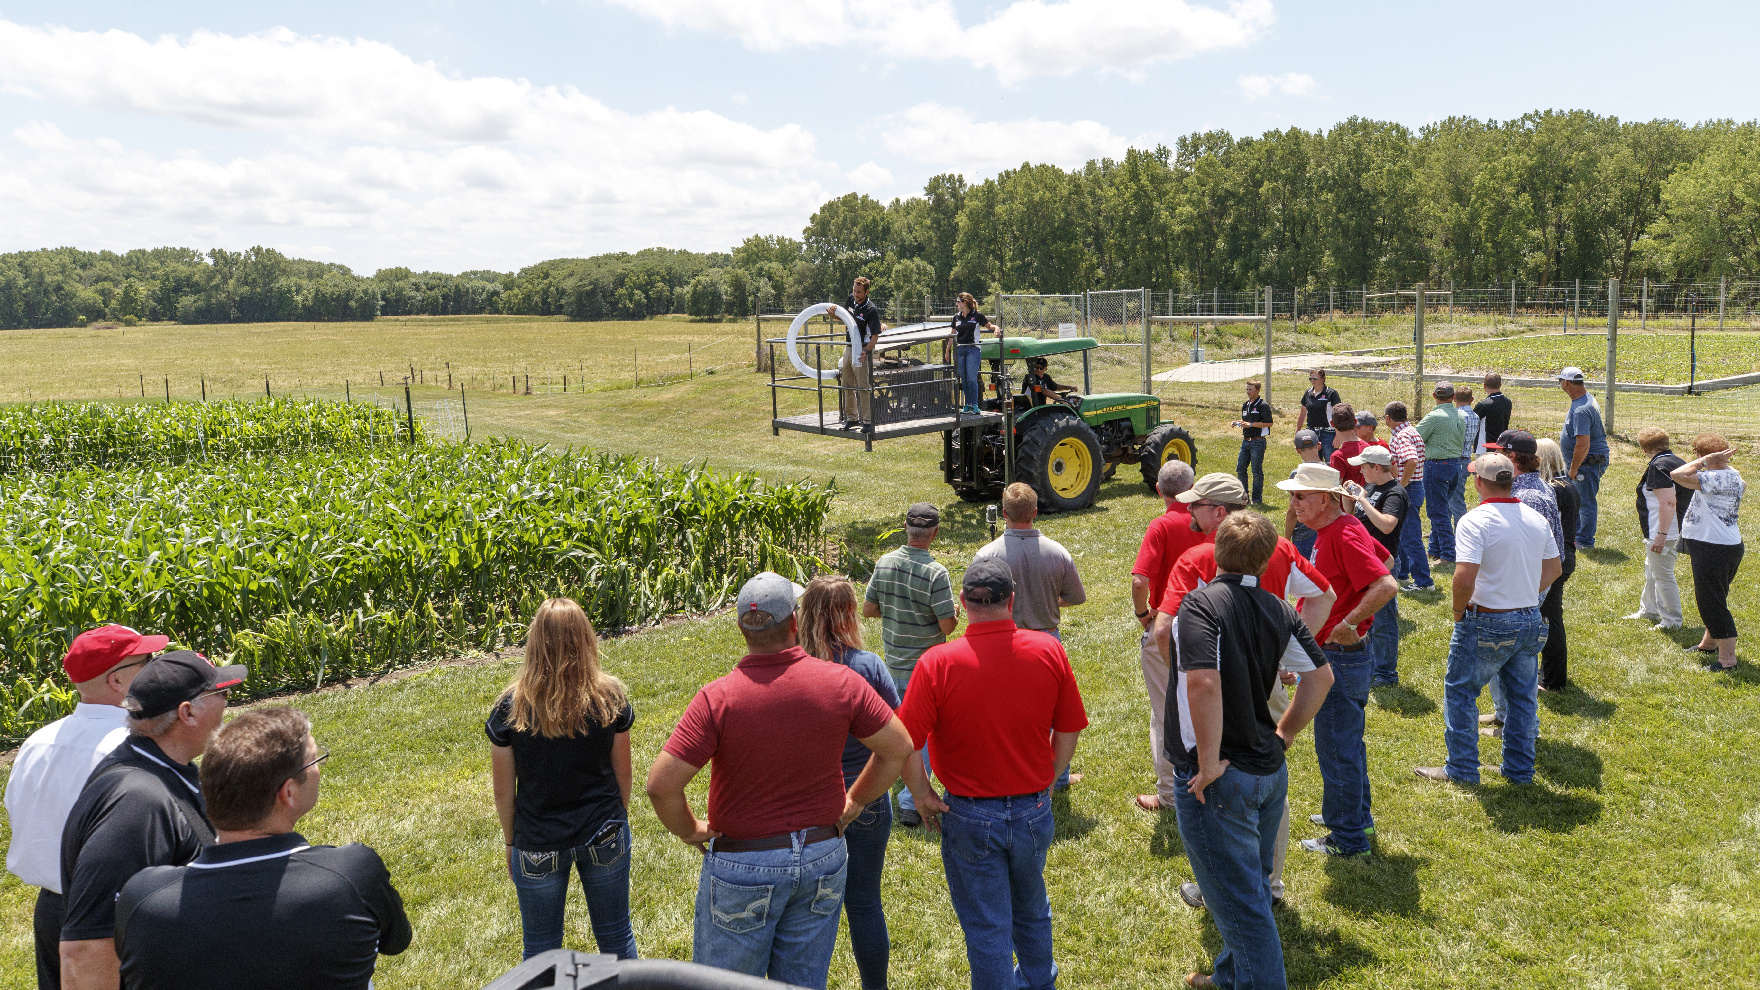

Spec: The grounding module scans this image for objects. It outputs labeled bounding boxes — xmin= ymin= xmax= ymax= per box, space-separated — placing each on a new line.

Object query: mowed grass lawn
xmin=3 ymin=324 xmax=1760 ymax=988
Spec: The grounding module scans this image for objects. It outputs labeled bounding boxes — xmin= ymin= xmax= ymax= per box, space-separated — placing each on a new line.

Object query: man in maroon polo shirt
xmin=898 ymin=557 xmax=1087 ymax=990
xmin=645 ymin=572 xmax=914 ymax=990
xmin=1129 ymin=459 xmax=1205 ymax=813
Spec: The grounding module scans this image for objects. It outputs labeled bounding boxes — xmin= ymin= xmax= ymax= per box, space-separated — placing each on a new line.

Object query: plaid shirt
xmin=1459 ymin=407 xmax=1482 ymax=457
xmin=1390 ymin=422 xmax=1425 ymax=482
xmin=1511 ymin=472 xmax=1564 ymax=558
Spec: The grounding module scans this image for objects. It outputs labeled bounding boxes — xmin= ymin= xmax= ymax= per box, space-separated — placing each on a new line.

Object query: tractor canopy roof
xmin=980 ymin=336 xmax=1100 ymax=361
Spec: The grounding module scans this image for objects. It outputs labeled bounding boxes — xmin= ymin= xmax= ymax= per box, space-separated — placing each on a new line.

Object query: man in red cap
xmin=4 ymin=625 xmax=167 ymax=990
xmin=59 ymin=650 xmax=244 ymax=990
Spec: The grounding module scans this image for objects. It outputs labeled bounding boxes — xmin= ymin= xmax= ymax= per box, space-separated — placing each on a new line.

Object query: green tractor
xmin=944 ymin=336 xmax=1197 ymax=512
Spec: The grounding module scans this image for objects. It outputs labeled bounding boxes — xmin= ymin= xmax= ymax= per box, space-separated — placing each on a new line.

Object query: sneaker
xmin=1371 ymin=676 xmax=1399 ymax=688
xmin=1399 ymin=581 xmax=1434 ymax=594
xmin=1179 ymin=881 xmax=1205 ymax=909
xmin=1480 ymin=725 xmax=1503 ymax=739
xmin=1478 ymin=713 xmax=1503 ymax=725
xmin=1306 ymin=813 xmax=1374 ymax=837
xmin=1299 ymin=838 xmax=1369 ymax=858
xmin=1653 ymin=621 xmax=1682 ymax=631
xmin=1413 ymin=766 xmax=1460 ymax=783
xmin=1623 ymin=611 xmax=1659 ymax=622
xmin=897 ymin=809 xmax=923 ymax=828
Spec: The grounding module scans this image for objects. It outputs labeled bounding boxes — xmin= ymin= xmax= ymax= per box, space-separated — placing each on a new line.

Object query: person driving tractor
xmin=1023 ymin=358 xmax=1074 ymax=408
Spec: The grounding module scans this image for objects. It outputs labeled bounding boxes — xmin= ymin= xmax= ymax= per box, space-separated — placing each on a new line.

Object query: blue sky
xmin=1 ymin=1 xmax=1756 ymax=274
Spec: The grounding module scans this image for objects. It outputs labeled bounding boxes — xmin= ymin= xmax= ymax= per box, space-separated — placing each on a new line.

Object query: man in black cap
xmin=115 ymin=707 xmax=411 ymax=990
xmin=58 ymin=651 xmax=243 ymax=990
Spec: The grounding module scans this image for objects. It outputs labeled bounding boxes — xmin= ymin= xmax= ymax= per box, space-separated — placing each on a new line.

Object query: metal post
xmin=164 ymin=377 xmax=170 ymax=403
xmin=1689 ymin=294 xmax=1699 ymax=393
xmin=1604 ymin=278 xmax=1619 ymax=434
xmin=1573 ymin=278 xmax=1580 ymax=332
xmin=1362 ymin=283 xmax=1367 ymax=325
xmin=404 ymin=382 xmax=416 ymax=444
xmin=461 ymin=387 xmax=470 ymax=440
xmin=1640 ymin=277 xmax=1647 ymax=330
xmin=1263 ymin=287 xmax=1274 ymax=409
xmin=1413 ymin=282 xmax=1426 ymax=413
xmin=1510 ymin=279 xmax=1516 ymax=319
xmin=1140 ymin=287 xmax=1151 ymax=395
xmin=1082 ymin=349 xmax=1092 ymax=394
xmin=1719 ymin=274 xmax=1727 ymax=330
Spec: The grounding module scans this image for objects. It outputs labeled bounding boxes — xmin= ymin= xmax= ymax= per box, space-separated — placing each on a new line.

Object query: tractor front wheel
xmin=1138 ymin=423 xmax=1199 ymax=492
xmin=1016 ymin=414 xmax=1102 ymax=512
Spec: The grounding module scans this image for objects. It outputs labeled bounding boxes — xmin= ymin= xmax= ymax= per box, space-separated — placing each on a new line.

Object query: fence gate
xmin=1085 ymin=289 xmax=1151 ymax=394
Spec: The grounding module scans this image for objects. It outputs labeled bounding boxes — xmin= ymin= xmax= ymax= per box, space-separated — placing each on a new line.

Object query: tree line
xmin=6 ymin=109 xmax=1759 ymax=330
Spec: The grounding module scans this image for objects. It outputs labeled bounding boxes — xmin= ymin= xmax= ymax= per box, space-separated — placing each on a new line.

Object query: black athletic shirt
xmin=1240 ymin=396 xmax=1273 ymax=440
xmin=1636 ymin=450 xmax=1693 ymax=539
xmin=1170 ymin=575 xmax=1327 ymax=776
xmin=1300 ymin=386 xmax=1340 ymax=430
xmin=1473 ymin=392 xmax=1512 ymax=441
xmin=1356 ymin=480 xmax=1408 ymax=558
xmin=60 ymin=736 xmax=215 ymax=941
xmin=115 ymin=832 xmax=412 ymax=990
xmin=844 ymin=295 xmax=882 ymax=345
xmin=950 ymin=309 xmax=990 ymax=346
xmin=485 ymin=694 xmax=635 ymax=852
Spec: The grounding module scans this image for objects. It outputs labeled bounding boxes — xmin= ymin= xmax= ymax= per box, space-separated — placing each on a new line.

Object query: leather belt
xmin=949 ymin=790 xmax=1047 ymax=802
xmin=1326 ymin=641 xmax=1367 ymax=652
xmin=712 ymin=826 xmax=841 ymax=853
xmin=1465 ymin=603 xmax=1526 ymax=614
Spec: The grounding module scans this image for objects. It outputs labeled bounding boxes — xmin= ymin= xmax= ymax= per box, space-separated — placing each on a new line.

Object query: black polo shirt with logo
xmin=1300 ymin=386 xmax=1340 ymax=430
xmin=1240 ymin=396 xmax=1273 ymax=440
xmin=60 ymin=736 xmax=215 ymax=941
xmin=844 ymin=294 xmax=882 ymax=345
xmin=950 ymin=309 xmax=990 ymax=346
xmin=116 ymin=832 xmax=412 ymax=990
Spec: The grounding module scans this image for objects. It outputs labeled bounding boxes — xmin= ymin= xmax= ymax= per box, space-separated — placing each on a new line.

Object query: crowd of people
xmin=2 ymin=365 xmax=1747 ymax=990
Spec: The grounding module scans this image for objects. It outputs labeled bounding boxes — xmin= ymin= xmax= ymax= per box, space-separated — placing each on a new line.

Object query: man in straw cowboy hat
xmin=1278 ymin=463 xmax=1398 ymax=858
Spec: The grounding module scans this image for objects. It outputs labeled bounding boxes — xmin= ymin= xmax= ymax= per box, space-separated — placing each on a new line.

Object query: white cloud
xmin=0 ymin=20 xmax=846 ymax=270
xmin=880 ymin=103 xmax=1129 ymax=174
xmin=1237 ymin=71 xmax=1316 ymax=100
xmin=603 ymin=0 xmax=1275 ymax=85
xmin=845 ymin=161 xmax=895 ymax=190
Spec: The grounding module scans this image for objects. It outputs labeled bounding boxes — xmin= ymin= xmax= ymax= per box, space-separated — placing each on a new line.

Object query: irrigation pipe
xmin=785 ymin=303 xmax=861 ymax=381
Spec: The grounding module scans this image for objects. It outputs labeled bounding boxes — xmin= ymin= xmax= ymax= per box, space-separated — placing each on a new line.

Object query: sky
xmin=1 ymin=0 xmax=1757 ymax=275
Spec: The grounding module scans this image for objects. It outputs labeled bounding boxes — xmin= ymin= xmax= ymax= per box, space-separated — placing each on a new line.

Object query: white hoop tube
xmin=786 ymin=303 xmax=863 ymax=381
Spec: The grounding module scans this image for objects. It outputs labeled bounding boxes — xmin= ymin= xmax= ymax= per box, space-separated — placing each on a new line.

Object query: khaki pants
xmin=838 ymin=346 xmax=872 ymax=424
xmin=1640 ymin=537 xmax=1682 ymax=626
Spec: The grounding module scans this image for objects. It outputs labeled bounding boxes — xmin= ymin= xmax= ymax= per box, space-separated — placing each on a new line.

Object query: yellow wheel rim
xmin=1166 ymin=438 xmax=1192 ymax=466
xmin=1048 ymin=437 xmax=1093 ymax=498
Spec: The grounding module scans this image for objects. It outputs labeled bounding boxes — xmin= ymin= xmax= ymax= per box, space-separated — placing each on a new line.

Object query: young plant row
xmin=0 ymin=398 xmax=416 ymax=473
xmin=0 ymin=440 xmax=832 ymax=740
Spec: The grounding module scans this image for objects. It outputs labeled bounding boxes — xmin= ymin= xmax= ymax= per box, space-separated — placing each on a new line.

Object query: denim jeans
xmin=1397 ymin=478 xmax=1433 ymax=588
xmin=957 ymin=344 xmax=983 ymax=408
xmin=1446 ymin=608 xmax=1545 ymax=785
xmin=509 ymin=822 xmax=638 ymax=960
xmin=941 ymin=791 xmax=1058 ymax=990
xmin=695 ymin=832 xmax=849 ymax=989
xmin=1172 ymin=763 xmax=1289 ymax=990
xmin=1368 ymin=596 xmax=1400 ymax=685
xmin=1573 ymin=458 xmax=1607 ymax=547
xmin=891 ymin=668 xmax=934 ymax=813
xmin=841 ymin=792 xmax=892 ymax=990
xmin=1043 ymin=628 xmax=1072 ymax=790
xmin=1316 ymin=427 xmax=1337 ymax=462
xmin=1312 ymin=645 xmax=1373 ymax=854
xmin=1450 ymin=457 xmax=1472 ymax=526
xmin=1424 ymin=459 xmax=1461 ymax=560
xmin=1236 ymin=438 xmax=1267 ymax=502
xmin=1292 ymin=532 xmax=1316 ymax=562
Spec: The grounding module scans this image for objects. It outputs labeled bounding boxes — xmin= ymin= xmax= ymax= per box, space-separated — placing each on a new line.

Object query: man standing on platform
xmin=834 ymin=277 xmax=886 ymax=431
xmin=1418 ymin=382 xmax=1466 ymax=563
xmin=1557 ymin=367 xmax=1610 ymax=548
xmin=1130 ymin=460 xmax=1205 ymax=812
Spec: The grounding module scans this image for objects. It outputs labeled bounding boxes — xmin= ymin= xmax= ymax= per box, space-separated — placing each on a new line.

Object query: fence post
xmin=1262 ymin=287 xmax=1274 ymax=409
xmin=164 ymin=377 xmax=170 ymax=403
xmin=461 ymin=387 xmax=470 ymax=441
xmin=404 ymin=382 xmax=416 ymax=444
xmin=1510 ymin=279 xmax=1516 ymax=319
xmin=1140 ymin=287 xmax=1151 ymax=395
xmin=1719 ymin=274 xmax=1727 ymax=330
xmin=265 ymin=376 xmax=271 ymax=398
xmin=201 ymin=376 xmax=206 ymax=403
xmin=1573 ymin=278 xmax=1580 ymax=332
xmin=1640 ymin=278 xmax=1647 ymax=330
xmin=1361 ymin=283 xmax=1367 ymax=325
xmin=1605 ymin=279 xmax=1619 ymax=434
xmin=1413 ymin=282 xmax=1426 ymax=414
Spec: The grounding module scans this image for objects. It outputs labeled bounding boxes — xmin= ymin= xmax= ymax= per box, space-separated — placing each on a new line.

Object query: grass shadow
xmin=1534 ymin=738 xmax=1604 ymax=791
xmin=1476 ymin=780 xmax=1602 ymax=834
xmin=1148 ymin=807 xmax=1185 ymax=859
xmin=1051 ymin=788 xmax=1097 ymax=843
xmin=1580 ymin=546 xmax=1628 ymax=565
xmin=1371 ymin=683 xmax=1437 ymax=718
xmin=1539 ymin=684 xmax=1617 ymax=719
xmin=1321 ymin=850 xmax=1429 ymax=919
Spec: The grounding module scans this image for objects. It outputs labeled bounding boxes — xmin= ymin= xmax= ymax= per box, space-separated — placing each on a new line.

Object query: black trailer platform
xmin=773 ymin=409 xmax=1003 ymax=450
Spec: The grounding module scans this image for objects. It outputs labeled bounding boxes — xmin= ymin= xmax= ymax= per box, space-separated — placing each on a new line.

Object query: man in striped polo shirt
xmin=864 ymin=502 xmax=959 ymax=826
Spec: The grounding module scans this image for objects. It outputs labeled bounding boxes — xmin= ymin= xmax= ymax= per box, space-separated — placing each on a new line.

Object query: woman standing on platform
xmin=949 ymin=292 xmax=1000 ymax=415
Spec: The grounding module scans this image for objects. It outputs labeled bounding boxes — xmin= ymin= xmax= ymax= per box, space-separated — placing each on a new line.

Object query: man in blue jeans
xmin=1416 ymin=382 xmax=1465 ymax=562
xmin=1557 ymin=367 xmax=1610 ymax=547
xmin=1233 ymin=380 xmax=1273 ymax=503
xmin=1385 ymin=401 xmax=1433 ymax=591
xmin=647 ymin=572 xmax=915 ymax=989
xmin=1417 ymin=454 xmax=1561 ymax=786
xmin=1280 ymin=465 xmax=1398 ymax=858
xmin=1345 ymin=446 xmax=1409 ymax=687
xmin=1169 ymin=511 xmax=1334 ymax=990
xmin=898 ymin=558 xmax=1088 ymax=990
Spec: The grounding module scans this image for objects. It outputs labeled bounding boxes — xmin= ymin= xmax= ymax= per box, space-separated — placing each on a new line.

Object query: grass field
xmin=4 ymin=317 xmax=1760 ymax=988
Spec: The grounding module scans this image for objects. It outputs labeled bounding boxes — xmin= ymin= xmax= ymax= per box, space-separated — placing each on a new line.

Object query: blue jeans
xmin=841 ymin=792 xmax=892 ymax=990
xmin=1369 ymin=596 xmax=1400 ymax=685
xmin=1042 ymin=628 xmax=1072 ymax=791
xmin=695 ymin=832 xmax=848 ymax=989
xmin=1574 ymin=458 xmax=1606 ymax=547
xmin=891 ymin=667 xmax=934 ymax=814
xmin=1450 ymin=457 xmax=1471 ymax=526
xmin=1397 ymin=478 xmax=1433 ymax=588
xmin=1236 ymin=438 xmax=1266 ymax=502
xmin=1292 ymin=532 xmax=1316 ymax=562
xmin=941 ymin=791 xmax=1058 ymax=990
xmin=957 ymin=344 xmax=983 ymax=408
xmin=1172 ymin=763 xmax=1289 ymax=990
xmin=1312 ymin=645 xmax=1373 ymax=854
xmin=1446 ymin=609 xmax=1545 ymax=785
xmin=509 ymin=822 xmax=638 ymax=961
xmin=1425 ymin=459 xmax=1461 ymax=560
xmin=1316 ymin=427 xmax=1337 ymax=462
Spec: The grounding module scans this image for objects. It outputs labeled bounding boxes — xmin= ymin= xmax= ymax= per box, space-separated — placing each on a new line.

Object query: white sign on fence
xmin=1057 ymin=322 xmax=1078 ymax=338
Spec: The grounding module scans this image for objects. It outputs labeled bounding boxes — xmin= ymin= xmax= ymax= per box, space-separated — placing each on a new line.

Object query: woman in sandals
xmin=1672 ymin=434 xmax=1746 ymax=672
xmin=488 ymin=598 xmax=638 ymax=960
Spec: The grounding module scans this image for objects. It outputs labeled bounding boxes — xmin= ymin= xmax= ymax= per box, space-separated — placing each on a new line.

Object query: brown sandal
xmin=1185 ymin=973 xmax=1216 ymax=989
xmin=1134 ymin=794 xmax=1163 ymax=812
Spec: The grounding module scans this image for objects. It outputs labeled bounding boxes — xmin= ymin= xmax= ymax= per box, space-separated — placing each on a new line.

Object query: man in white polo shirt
xmin=1416 ymin=453 xmax=1561 ymax=786
xmin=4 ymin=625 xmax=166 ymax=990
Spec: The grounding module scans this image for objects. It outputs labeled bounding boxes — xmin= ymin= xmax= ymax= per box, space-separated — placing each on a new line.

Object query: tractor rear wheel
xmin=1016 ymin=413 xmax=1102 ymax=512
xmin=1138 ymin=423 xmax=1199 ymax=492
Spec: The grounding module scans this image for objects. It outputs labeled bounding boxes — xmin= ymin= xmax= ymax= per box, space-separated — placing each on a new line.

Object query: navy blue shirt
xmin=828 ymin=646 xmax=902 ymax=784
xmin=844 ymin=295 xmax=882 ymax=345
xmin=951 ymin=309 xmax=990 ymax=346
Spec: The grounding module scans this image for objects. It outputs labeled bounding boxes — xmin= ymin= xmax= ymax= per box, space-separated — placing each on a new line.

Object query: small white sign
xmin=1057 ymin=322 xmax=1078 ymax=338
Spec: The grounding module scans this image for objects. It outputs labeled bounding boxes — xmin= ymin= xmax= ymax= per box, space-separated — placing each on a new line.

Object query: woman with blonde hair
xmin=1535 ymin=438 xmax=1580 ymax=689
xmin=487 ymin=598 xmax=638 ymax=960
xmin=1672 ymin=433 xmax=1745 ymax=671
xmin=797 ymin=575 xmax=900 ymax=990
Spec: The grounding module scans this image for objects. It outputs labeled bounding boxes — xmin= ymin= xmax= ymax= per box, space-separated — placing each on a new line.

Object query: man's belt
xmin=1326 ymin=641 xmax=1367 ymax=652
xmin=1464 ymin=603 xmax=1529 ymax=614
xmin=948 ymin=789 xmax=1048 ymax=802
xmin=713 ymin=825 xmax=841 ymax=853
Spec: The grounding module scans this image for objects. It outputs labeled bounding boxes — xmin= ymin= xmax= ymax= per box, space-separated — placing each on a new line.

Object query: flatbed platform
xmin=773 ymin=409 xmax=1003 ymax=443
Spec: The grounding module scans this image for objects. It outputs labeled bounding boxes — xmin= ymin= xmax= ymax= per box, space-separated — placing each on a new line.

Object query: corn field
xmin=0 ymin=439 xmax=833 ymax=741
xmin=0 ymin=398 xmax=416 ymax=473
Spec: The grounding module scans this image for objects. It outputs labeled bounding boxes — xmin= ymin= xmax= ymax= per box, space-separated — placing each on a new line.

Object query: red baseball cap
xmin=64 ymin=625 xmax=171 ymax=684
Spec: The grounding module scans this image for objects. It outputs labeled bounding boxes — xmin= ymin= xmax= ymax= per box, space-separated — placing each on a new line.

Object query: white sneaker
xmin=1623 ymin=612 xmax=1658 ymax=621
xmin=1653 ymin=621 xmax=1682 ymax=630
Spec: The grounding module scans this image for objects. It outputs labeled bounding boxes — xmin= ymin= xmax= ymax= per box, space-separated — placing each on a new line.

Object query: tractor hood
xmin=981 ymin=336 xmax=1099 ymax=361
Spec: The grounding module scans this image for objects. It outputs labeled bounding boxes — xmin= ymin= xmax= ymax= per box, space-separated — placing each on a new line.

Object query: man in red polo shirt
xmin=1129 ymin=459 xmax=1203 ymax=813
xmin=646 ymin=572 xmax=914 ymax=990
xmin=898 ymin=557 xmax=1086 ymax=990
xmin=1279 ymin=464 xmax=1398 ymax=859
